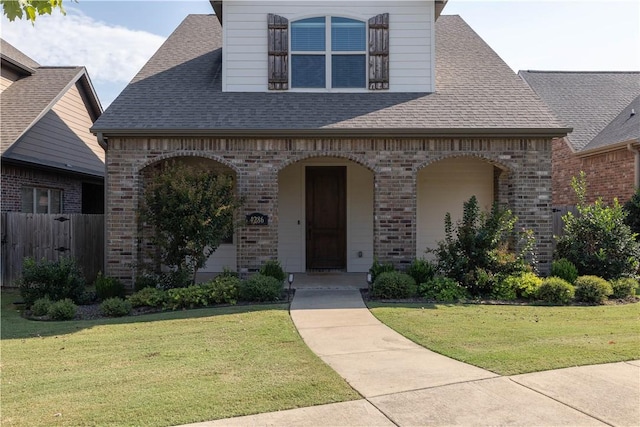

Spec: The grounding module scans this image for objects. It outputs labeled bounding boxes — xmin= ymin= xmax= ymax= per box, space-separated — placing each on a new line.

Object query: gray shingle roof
xmin=1 ymin=38 xmax=40 ymax=72
xmin=586 ymin=95 xmax=640 ymax=151
xmin=519 ymin=71 xmax=640 ymax=151
xmin=92 ymin=14 xmax=566 ymax=136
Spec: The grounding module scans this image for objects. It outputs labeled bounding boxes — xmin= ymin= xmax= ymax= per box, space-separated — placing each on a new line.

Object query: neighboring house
xmin=91 ymin=0 xmax=568 ymax=286
xmin=1 ymin=39 xmax=104 ymax=214
xmin=519 ymin=71 xmax=640 ymax=207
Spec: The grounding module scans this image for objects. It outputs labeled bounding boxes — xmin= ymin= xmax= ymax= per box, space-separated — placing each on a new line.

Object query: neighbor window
xmin=291 ymin=17 xmax=366 ymax=89
xmin=21 ymin=187 xmax=62 ymax=213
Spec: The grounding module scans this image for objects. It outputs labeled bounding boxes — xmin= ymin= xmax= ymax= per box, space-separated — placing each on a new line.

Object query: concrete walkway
xmin=183 ymin=286 xmax=640 ymax=427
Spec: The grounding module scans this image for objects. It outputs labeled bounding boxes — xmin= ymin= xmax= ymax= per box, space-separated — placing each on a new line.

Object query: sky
xmin=1 ymin=0 xmax=638 ymax=109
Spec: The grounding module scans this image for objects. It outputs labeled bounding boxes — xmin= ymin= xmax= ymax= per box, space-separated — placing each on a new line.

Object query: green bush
xmin=239 ymin=274 xmax=283 ymax=302
xmin=369 ymin=259 xmax=395 ymax=283
xmin=157 ymin=270 xmax=192 ymax=290
xmin=372 ymin=271 xmax=417 ymax=299
xmin=31 ymin=297 xmax=52 ymax=317
xmin=574 ymin=275 xmax=613 ymax=304
xmin=433 ymin=196 xmax=535 ymax=296
xmin=610 ymin=277 xmax=638 ymax=299
xmin=19 ymin=257 xmax=86 ymax=307
xmin=134 ymin=274 xmax=158 ymax=291
xmin=419 ymin=276 xmax=468 ymax=302
xmin=218 ymin=267 xmax=239 ymax=278
xmin=128 ymin=287 xmax=167 ymax=308
xmin=94 ymin=272 xmax=125 ymax=300
xmin=47 ymin=298 xmax=77 ymax=320
xmin=201 ymin=276 xmax=240 ymax=305
xmin=623 ymin=187 xmax=640 ymax=239
xmin=536 ymin=277 xmax=575 ymax=305
xmin=490 ymin=276 xmax=517 ymax=301
xmin=100 ymin=297 xmax=132 ymax=317
xmin=77 ymin=289 xmax=98 ymax=305
xmin=555 ymin=173 xmax=640 ymax=280
xmin=551 ymin=258 xmax=579 ymax=284
xmin=165 ymin=285 xmax=208 ymax=310
xmin=506 ymin=272 xmax=543 ymax=300
xmin=406 ymin=258 xmax=436 ymax=286
xmin=259 ymin=260 xmax=286 ymax=282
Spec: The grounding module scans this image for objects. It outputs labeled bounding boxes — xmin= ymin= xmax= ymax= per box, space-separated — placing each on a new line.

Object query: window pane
xmin=292 ymin=55 xmax=326 ymax=88
xmin=36 ymin=189 xmax=49 ymax=213
xmin=332 ymin=55 xmax=366 ymax=88
xmin=21 ymin=188 xmax=34 ymax=213
xmin=292 ymin=17 xmax=325 ymax=51
xmin=331 ymin=18 xmax=365 ymax=51
xmin=51 ymin=190 xmax=62 ymax=214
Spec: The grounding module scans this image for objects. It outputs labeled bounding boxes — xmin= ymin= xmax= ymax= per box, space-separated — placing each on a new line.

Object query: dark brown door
xmin=306 ymin=166 xmax=346 ymax=270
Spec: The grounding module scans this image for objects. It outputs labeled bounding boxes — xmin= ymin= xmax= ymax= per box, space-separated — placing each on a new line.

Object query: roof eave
xmin=0 ymin=54 xmax=37 ymax=75
xmin=577 ymin=138 xmax=640 ymax=158
xmin=92 ymin=127 xmax=572 ymax=139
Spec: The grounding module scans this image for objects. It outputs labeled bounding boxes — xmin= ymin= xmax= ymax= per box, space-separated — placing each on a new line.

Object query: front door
xmin=306 ymin=166 xmax=346 ymax=270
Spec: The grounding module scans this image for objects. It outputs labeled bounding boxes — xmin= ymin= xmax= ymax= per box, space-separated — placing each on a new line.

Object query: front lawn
xmin=369 ymin=302 xmax=640 ymax=375
xmin=1 ymin=291 xmax=359 ymax=427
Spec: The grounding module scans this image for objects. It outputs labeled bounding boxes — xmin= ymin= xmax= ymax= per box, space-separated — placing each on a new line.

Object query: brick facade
xmin=1 ymin=163 xmax=84 ymax=213
xmin=552 ymin=137 xmax=636 ymax=206
xmin=105 ymin=136 xmax=553 ymax=287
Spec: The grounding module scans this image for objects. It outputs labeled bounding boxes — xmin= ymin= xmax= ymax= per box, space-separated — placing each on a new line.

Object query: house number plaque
xmin=246 ymin=212 xmax=268 ymax=226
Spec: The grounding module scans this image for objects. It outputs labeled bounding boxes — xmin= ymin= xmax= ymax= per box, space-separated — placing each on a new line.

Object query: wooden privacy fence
xmin=1 ymin=213 xmax=104 ymax=287
xmin=552 ymin=205 xmax=578 ymax=239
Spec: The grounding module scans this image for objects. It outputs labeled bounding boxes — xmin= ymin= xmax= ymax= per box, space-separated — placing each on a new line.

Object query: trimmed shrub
xmin=259 ymin=260 xmax=286 ymax=282
xmin=239 ymin=274 xmax=283 ymax=302
xmin=506 ymin=272 xmax=543 ymax=300
xmin=218 ymin=267 xmax=239 ymax=278
xmin=419 ymin=276 xmax=468 ymax=302
xmin=94 ymin=272 xmax=125 ymax=300
xmin=574 ymin=275 xmax=613 ymax=304
xmin=537 ymin=277 xmax=575 ymax=305
xmin=372 ymin=272 xmax=417 ymax=299
xmin=128 ymin=287 xmax=167 ymax=308
xmin=47 ymin=299 xmax=77 ymax=320
xmin=551 ymin=258 xmax=579 ymax=285
xmin=100 ymin=297 xmax=132 ymax=317
xmin=77 ymin=289 xmax=98 ymax=305
xmin=623 ymin=187 xmax=640 ymax=239
xmin=369 ymin=259 xmax=395 ymax=283
xmin=201 ymin=276 xmax=240 ymax=305
xmin=490 ymin=276 xmax=517 ymax=301
xmin=157 ymin=270 xmax=192 ymax=290
xmin=19 ymin=257 xmax=86 ymax=307
xmin=166 ymin=286 xmax=208 ymax=310
xmin=610 ymin=278 xmax=638 ymax=299
xmin=31 ymin=297 xmax=52 ymax=317
xmin=406 ymin=258 xmax=436 ymax=287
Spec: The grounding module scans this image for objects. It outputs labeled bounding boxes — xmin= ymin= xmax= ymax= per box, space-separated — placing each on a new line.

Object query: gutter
xmin=91 ymin=127 xmax=572 ymax=139
xmin=629 ymin=142 xmax=640 ymax=188
xmin=97 ymin=131 xmax=108 ymax=150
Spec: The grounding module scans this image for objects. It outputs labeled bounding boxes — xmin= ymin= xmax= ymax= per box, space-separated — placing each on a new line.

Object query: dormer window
xmin=268 ymin=13 xmax=389 ymax=91
xmin=291 ymin=17 xmax=366 ymax=89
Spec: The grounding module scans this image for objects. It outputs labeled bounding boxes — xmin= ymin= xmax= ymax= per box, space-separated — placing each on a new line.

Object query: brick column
xmin=373 ymin=159 xmax=416 ymax=269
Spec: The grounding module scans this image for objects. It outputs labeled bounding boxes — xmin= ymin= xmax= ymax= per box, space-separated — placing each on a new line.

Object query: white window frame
xmin=289 ymin=16 xmax=368 ymax=92
xmin=22 ymin=187 xmax=63 ymax=214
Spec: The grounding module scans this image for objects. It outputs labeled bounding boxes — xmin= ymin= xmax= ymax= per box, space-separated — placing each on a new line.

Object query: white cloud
xmin=1 ymin=9 xmax=165 ymax=84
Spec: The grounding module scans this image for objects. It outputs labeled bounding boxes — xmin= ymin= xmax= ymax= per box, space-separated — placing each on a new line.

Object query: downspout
xmin=629 ymin=143 xmax=640 ymax=189
xmin=97 ymin=132 xmax=108 ymax=278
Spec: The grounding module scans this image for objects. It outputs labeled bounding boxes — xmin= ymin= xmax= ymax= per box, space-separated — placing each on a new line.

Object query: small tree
xmin=432 ymin=196 xmax=535 ymax=296
xmin=555 ymin=172 xmax=640 ymax=280
xmin=140 ymin=161 xmax=242 ymax=284
xmin=623 ymin=188 xmax=640 ymax=240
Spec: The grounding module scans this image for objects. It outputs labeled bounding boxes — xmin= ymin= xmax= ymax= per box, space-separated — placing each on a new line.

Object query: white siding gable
xmin=222 ymin=0 xmax=435 ymax=92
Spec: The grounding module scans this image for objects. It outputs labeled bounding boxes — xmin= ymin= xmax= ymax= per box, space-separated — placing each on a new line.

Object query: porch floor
xmin=291 ymin=272 xmax=368 ymax=290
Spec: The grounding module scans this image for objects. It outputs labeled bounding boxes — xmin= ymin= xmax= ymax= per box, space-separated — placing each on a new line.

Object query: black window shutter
xmin=368 ymin=13 xmax=389 ymax=90
xmin=268 ymin=13 xmax=289 ymax=90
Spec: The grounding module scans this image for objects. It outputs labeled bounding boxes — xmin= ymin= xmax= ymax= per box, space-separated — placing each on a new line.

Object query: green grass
xmin=369 ymin=302 xmax=640 ymax=375
xmin=1 ymin=291 xmax=359 ymax=427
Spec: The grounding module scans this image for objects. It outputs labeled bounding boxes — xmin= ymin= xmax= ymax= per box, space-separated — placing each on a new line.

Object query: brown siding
xmin=553 ymin=137 xmax=635 ymax=206
xmin=105 ymin=136 xmax=553 ymax=288
xmin=9 ymin=83 xmax=104 ymax=176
